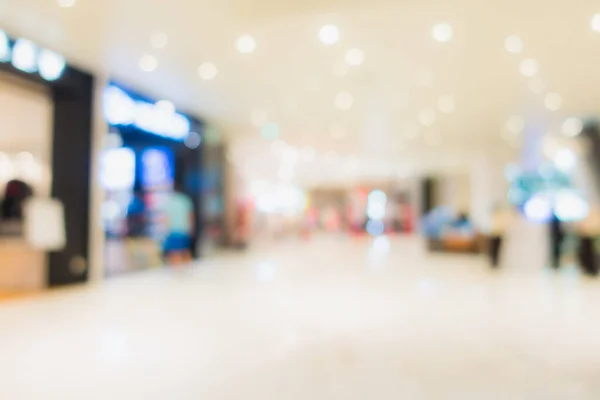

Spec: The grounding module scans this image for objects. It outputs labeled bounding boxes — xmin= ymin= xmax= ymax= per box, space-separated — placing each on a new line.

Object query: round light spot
xmin=519 ymin=58 xmax=539 ymax=77
xmin=418 ymin=109 xmax=436 ymax=126
xmin=198 ymin=62 xmax=217 ymax=80
xmin=139 ymin=55 xmax=157 ymax=72
xmin=555 ymin=190 xmax=589 ymax=222
xmin=504 ymin=35 xmax=523 ymax=53
xmin=438 ymin=95 xmax=455 ymax=114
xmin=591 ymin=14 xmax=600 ymax=32
xmin=524 ymin=194 xmax=553 ymax=223
xmin=236 ymin=35 xmax=256 ymax=54
xmin=554 ymin=149 xmax=577 ymax=172
xmin=12 ymin=39 xmax=38 ymax=73
xmin=319 ymin=25 xmax=340 ymax=45
xmin=562 ymin=117 xmax=583 ymax=137
xmin=150 ymin=31 xmax=168 ymax=49
xmin=38 ymin=49 xmax=66 ymax=81
xmin=184 ymin=132 xmax=202 ymax=149
xmin=334 ymin=91 xmax=353 ymax=110
xmin=261 ymin=122 xmax=279 ymax=140
xmin=506 ymin=115 xmax=525 ymax=134
xmin=345 ymin=48 xmax=364 ymax=66
xmin=432 ymin=23 xmax=453 ymax=42
xmin=544 ymin=92 xmax=562 ymax=111
xmin=57 ymin=0 xmax=76 ymax=8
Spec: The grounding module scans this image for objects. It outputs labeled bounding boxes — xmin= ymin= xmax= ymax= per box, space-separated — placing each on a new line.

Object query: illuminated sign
xmin=0 ymin=30 xmax=66 ymax=81
xmin=103 ymin=85 xmax=191 ymax=141
xmin=99 ymin=148 xmax=136 ymax=191
xmin=142 ymin=147 xmax=174 ymax=190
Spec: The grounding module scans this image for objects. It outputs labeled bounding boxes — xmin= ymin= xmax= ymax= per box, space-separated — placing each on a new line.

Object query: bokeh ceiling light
xmin=57 ymin=0 xmax=76 ymax=7
xmin=438 ymin=95 xmax=455 ymax=114
xmin=150 ymin=31 xmax=168 ymax=49
xmin=12 ymin=39 xmax=38 ymax=73
xmin=504 ymin=35 xmax=523 ymax=53
xmin=198 ymin=62 xmax=218 ymax=80
xmin=334 ymin=91 xmax=354 ymax=110
xmin=38 ymin=49 xmax=66 ymax=81
xmin=544 ymin=92 xmax=563 ymax=111
xmin=319 ymin=25 xmax=340 ymax=45
xmin=591 ymin=14 xmax=600 ymax=32
xmin=418 ymin=109 xmax=436 ymax=126
xmin=519 ymin=58 xmax=539 ymax=77
xmin=345 ymin=48 xmax=364 ymax=66
xmin=236 ymin=35 xmax=256 ymax=54
xmin=432 ymin=23 xmax=453 ymax=42
xmin=506 ymin=115 xmax=525 ymax=134
xmin=139 ymin=55 xmax=158 ymax=72
xmin=554 ymin=149 xmax=577 ymax=172
xmin=562 ymin=117 xmax=583 ymax=137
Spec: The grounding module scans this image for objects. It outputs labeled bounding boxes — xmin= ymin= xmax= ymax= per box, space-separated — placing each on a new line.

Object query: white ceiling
xmin=2 ymin=0 xmax=600 ymax=183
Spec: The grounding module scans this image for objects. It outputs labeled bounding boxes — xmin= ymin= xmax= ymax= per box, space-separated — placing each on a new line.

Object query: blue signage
xmin=103 ymin=85 xmax=191 ymax=141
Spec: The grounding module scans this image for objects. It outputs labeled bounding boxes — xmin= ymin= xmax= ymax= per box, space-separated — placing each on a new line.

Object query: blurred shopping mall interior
xmin=2 ymin=0 xmax=600 ymax=398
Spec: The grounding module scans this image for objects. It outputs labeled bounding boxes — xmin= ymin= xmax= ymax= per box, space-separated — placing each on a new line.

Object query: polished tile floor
xmin=1 ymin=235 xmax=600 ymax=399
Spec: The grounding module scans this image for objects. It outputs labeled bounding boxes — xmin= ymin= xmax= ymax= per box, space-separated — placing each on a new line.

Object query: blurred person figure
xmin=451 ymin=212 xmax=472 ymax=233
xmin=0 ymin=179 xmax=33 ymax=236
xmin=549 ymin=213 xmax=565 ymax=269
xmin=233 ymin=201 xmax=251 ymax=249
xmin=163 ymin=183 xmax=194 ymax=265
xmin=488 ymin=204 xmax=514 ymax=268
xmin=576 ymin=206 xmax=600 ymax=276
xmin=126 ymin=189 xmax=147 ymax=238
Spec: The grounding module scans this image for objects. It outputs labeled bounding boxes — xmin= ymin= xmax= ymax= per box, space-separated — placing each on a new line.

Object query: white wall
xmin=0 ymin=74 xmax=52 ymax=196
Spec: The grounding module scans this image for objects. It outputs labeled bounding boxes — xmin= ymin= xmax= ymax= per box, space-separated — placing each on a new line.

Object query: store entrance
xmin=102 ymin=137 xmax=202 ymax=276
xmin=0 ymin=74 xmax=52 ymax=296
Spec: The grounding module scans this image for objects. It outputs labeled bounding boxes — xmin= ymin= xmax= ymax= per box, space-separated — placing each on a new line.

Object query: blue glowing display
xmin=103 ymin=85 xmax=191 ymax=141
xmin=0 ymin=30 xmax=66 ymax=81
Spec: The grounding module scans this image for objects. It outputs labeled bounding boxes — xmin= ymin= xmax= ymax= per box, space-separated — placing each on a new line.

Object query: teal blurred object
xmin=509 ymin=163 xmax=572 ymax=207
